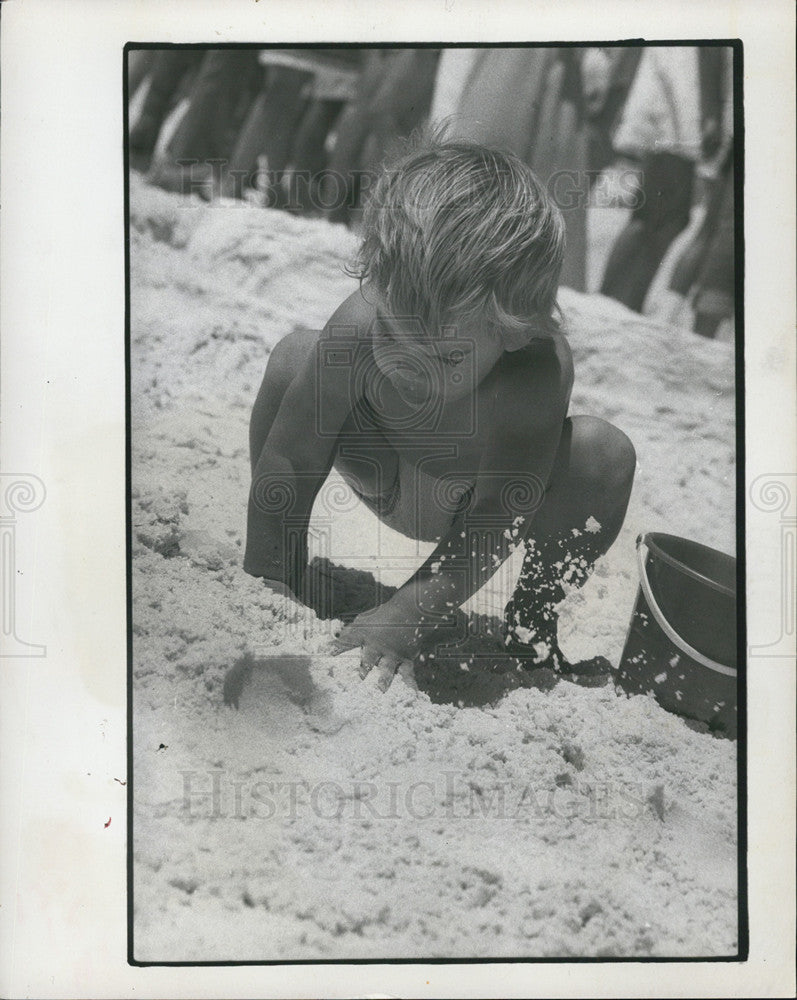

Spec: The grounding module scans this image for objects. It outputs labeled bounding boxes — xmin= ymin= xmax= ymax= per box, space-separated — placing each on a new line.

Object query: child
xmin=244 ymin=137 xmax=636 ymax=692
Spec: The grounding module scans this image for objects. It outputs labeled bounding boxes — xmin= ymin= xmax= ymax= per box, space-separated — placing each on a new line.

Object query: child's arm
xmin=243 ymin=324 xmax=358 ymax=594
xmin=337 ymin=356 xmax=569 ymax=660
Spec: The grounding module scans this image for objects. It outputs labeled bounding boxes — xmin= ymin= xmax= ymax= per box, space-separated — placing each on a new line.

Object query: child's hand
xmin=329 ymin=601 xmax=470 ymax=692
xmin=330 ymin=616 xmax=417 ymax=693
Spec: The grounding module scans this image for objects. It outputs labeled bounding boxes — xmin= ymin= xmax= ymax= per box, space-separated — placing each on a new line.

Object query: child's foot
xmin=504 ymin=635 xmax=612 ymax=679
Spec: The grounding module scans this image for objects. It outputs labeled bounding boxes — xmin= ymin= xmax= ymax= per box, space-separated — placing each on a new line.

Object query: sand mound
xmin=130 ymin=174 xmax=737 ymax=959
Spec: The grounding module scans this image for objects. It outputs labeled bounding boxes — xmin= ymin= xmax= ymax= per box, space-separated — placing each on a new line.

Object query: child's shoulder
xmin=493 ymin=334 xmax=573 ymax=425
xmin=498 ymin=334 xmax=573 ymax=391
xmin=324 ymin=286 xmax=376 ymax=334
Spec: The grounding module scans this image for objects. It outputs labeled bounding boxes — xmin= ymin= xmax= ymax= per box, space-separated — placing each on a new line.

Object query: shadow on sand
xmin=236 ymin=560 xmax=608 ymax=711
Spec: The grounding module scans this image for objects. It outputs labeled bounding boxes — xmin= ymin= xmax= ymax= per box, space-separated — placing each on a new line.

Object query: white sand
xmin=130 ymin=175 xmax=737 ymax=959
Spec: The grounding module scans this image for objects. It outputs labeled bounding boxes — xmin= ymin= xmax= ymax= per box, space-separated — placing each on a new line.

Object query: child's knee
xmin=571 ymin=416 xmax=636 ymax=493
xmin=250 ymin=330 xmax=319 ymax=467
xmin=263 ymin=337 xmax=293 ymax=392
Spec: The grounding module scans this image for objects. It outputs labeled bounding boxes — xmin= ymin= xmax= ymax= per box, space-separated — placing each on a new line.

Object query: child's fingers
xmin=328 ymin=638 xmax=359 ymax=657
xmin=335 ymin=640 xmax=413 ymax=690
xmin=359 ymin=645 xmax=383 ymax=680
xmin=328 ymin=623 xmax=365 ymax=656
xmin=396 ymin=659 xmax=418 ymax=691
xmin=374 ymin=654 xmax=402 ymax=692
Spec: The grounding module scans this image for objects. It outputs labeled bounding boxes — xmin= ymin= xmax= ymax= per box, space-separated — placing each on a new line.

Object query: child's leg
xmin=250 ymin=328 xmax=399 ymax=496
xmin=222 ymin=67 xmax=313 ymax=201
xmin=601 ymin=153 xmax=694 ymax=312
xmin=503 ymin=415 xmax=635 ymax=674
xmin=249 ymin=329 xmax=319 ymax=473
xmin=287 ymin=99 xmax=345 ymax=213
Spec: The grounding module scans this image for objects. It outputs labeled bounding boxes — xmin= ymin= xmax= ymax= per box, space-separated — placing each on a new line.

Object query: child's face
xmin=371 ymin=294 xmax=503 ymax=406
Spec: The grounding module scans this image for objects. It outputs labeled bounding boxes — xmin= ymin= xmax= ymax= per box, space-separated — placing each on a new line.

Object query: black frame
xmin=124 ymin=39 xmax=747 ymax=967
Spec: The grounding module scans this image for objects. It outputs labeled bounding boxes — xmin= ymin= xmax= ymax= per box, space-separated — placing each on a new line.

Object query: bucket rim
xmin=636 ymin=535 xmax=737 ymax=677
xmin=641 ymin=532 xmax=736 ymax=599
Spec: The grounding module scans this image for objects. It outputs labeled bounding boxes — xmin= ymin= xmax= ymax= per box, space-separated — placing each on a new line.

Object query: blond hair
xmin=351 ymin=132 xmax=565 ymax=348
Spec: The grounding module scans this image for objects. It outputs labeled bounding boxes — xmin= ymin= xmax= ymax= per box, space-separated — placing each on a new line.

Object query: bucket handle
xmin=643 ymin=532 xmax=735 ymax=598
xmin=636 ymin=535 xmax=737 ymax=678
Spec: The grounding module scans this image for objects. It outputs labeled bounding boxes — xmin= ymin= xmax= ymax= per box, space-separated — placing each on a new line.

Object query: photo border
xmin=123 ymin=39 xmax=748 ymax=968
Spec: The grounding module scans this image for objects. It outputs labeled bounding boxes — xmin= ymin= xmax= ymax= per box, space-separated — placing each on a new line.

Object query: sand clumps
xmin=130 ymin=178 xmax=738 ymax=959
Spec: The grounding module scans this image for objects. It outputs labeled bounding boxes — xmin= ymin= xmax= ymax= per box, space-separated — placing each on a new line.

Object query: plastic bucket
xmin=616 ymin=533 xmax=738 ymax=738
